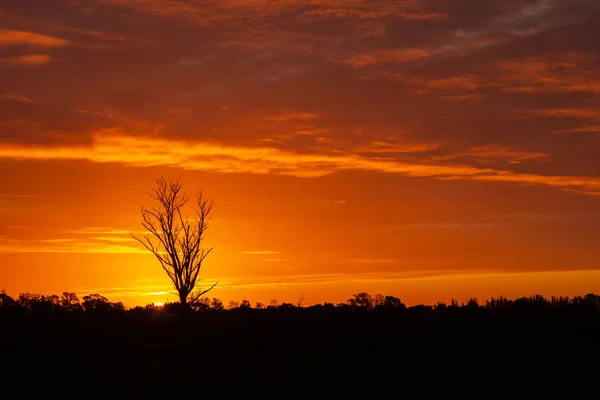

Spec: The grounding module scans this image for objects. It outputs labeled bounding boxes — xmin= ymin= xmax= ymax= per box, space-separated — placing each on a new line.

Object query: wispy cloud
xmin=525 ymin=108 xmax=600 ymax=119
xmin=0 ymin=29 xmax=70 ymax=48
xmin=344 ymin=48 xmax=433 ymax=67
xmin=396 ymin=11 xmax=449 ymax=21
xmin=0 ymin=193 xmax=44 ymax=198
xmin=264 ymin=112 xmax=319 ymax=121
xmin=365 ymin=52 xmax=600 ymax=99
xmin=91 ymin=237 xmax=137 ymax=243
xmin=63 ymin=227 xmax=135 ymax=235
xmin=73 ymin=284 xmax=174 ymax=298
xmin=348 ymin=259 xmax=397 ymax=264
xmin=0 ymin=54 xmax=52 ymax=66
xmin=386 ymin=222 xmax=495 ymax=231
xmin=553 ymin=125 xmax=600 ymax=133
xmin=356 ymin=140 xmax=440 ymax=154
xmin=431 ymin=145 xmax=550 ymax=164
xmin=0 ymin=133 xmax=599 ymax=195
xmin=497 ymin=53 xmax=600 ymax=94
xmin=0 ymin=238 xmax=145 ymax=254
xmin=166 ymin=108 xmax=193 ymax=115
xmin=0 ymin=94 xmax=36 ymax=103
xmin=242 ymin=251 xmax=282 ymax=255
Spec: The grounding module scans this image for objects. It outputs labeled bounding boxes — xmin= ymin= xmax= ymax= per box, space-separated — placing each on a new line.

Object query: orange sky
xmin=1 ymin=0 xmax=599 ymax=306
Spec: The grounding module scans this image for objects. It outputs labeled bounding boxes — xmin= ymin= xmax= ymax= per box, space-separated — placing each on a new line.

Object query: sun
xmin=154 ymin=302 xmax=164 ymax=307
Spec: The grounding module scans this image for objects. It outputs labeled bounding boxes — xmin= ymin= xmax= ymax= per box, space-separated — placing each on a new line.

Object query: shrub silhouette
xmin=1 ymin=290 xmax=599 ymax=325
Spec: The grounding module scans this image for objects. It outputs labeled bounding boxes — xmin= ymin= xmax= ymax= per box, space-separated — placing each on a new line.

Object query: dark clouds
xmin=1 ymin=0 xmax=599 ymax=181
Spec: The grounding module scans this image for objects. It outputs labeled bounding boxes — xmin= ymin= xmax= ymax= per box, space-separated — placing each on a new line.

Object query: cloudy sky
xmin=1 ymin=0 xmax=599 ymax=305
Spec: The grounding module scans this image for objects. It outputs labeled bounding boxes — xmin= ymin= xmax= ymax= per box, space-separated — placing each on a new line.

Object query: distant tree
xmin=296 ymin=293 xmax=306 ymax=308
xmin=382 ymin=296 xmax=406 ymax=310
xmin=348 ymin=292 xmax=374 ymax=310
xmin=255 ymin=302 xmax=265 ymax=309
xmin=17 ymin=293 xmax=44 ymax=311
xmin=268 ymin=299 xmax=279 ymax=308
xmin=0 ymin=290 xmax=14 ymax=307
xmin=15 ymin=293 xmax=61 ymax=317
xmin=464 ymin=297 xmax=480 ymax=309
xmin=210 ymin=298 xmax=224 ymax=311
xmin=551 ymin=296 xmax=570 ymax=307
xmin=485 ymin=296 xmax=512 ymax=310
xmin=239 ymin=300 xmax=252 ymax=309
xmin=133 ymin=177 xmax=217 ymax=308
xmin=228 ymin=300 xmax=240 ymax=310
xmin=583 ymin=293 xmax=600 ymax=309
xmin=192 ymin=297 xmax=211 ymax=312
xmin=60 ymin=292 xmax=82 ymax=312
xmin=373 ymin=294 xmax=386 ymax=307
xmin=82 ymin=294 xmax=111 ymax=313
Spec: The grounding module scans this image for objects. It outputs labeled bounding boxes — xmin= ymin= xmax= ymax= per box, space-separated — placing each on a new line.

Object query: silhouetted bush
xmin=1 ymin=290 xmax=600 ymax=326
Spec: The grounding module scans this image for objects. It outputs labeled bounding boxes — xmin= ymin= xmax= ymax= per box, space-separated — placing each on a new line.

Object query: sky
xmin=1 ymin=0 xmax=600 ymax=307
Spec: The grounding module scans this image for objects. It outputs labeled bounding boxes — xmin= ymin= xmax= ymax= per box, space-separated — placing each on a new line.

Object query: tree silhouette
xmin=17 ymin=293 xmax=44 ymax=311
xmin=82 ymin=294 xmax=110 ymax=313
xmin=228 ymin=300 xmax=240 ymax=310
xmin=348 ymin=292 xmax=374 ymax=310
xmin=240 ymin=300 xmax=252 ymax=309
xmin=60 ymin=292 xmax=82 ymax=312
xmin=0 ymin=290 xmax=15 ymax=307
xmin=210 ymin=298 xmax=225 ymax=311
xmin=133 ymin=177 xmax=217 ymax=308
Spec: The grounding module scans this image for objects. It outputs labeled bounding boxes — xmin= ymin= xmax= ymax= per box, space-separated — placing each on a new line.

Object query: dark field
xmin=2 ymin=307 xmax=599 ymax=398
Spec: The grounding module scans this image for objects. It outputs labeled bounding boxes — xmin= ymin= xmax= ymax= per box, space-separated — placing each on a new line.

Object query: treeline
xmin=1 ymin=289 xmax=600 ymax=322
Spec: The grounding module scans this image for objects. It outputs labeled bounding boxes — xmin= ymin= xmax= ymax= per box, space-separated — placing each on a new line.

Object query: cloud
xmin=0 ymin=238 xmax=145 ymax=254
xmin=98 ymin=0 xmax=215 ymax=25
xmin=242 ymin=251 xmax=282 ymax=255
xmin=386 ymin=222 xmax=495 ymax=231
xmin=0 ymin=54 xmax=53 ymax=66
xmin=0 ymin=29 xmax=71 ymax=48
xmin=365 ymin=52 xmax=600 ymax=101
xmin=167 ymin=108 xmax=193 ymax=115
xmin=427 ymin=75 xmax=490 ymax=91
xmin=207 ymin=270 xmax=471 ymax=290
xmin=348 ymin=259 xmax=397 ymax=264
xmin=356 ymin=140 xmax=440 ymax=154
xmin=0 ymin=193 xmax=44 ymax=198
xmin=439 ymin=94 xmax=485 ymax=101
xmin=264 ymin=112 xmax=319 ymax=121
xmin=0 ymin=94 xmax=36 ymax=103
xmin=344 ymin=48 xmax=433 ymax=67
xmin=91 ymin=237 xmax=137 ymax=243
xmin=431 ymin=145 xmax=550 ymax=164
xmin=526 ymin=108 xmax=600 ymax=119
xmin=62 ymin=227 xmax=147 ymax=235
xmin=0 ymin=133 xmax=598 ymax=195
xmin=553 ymin=125 xmax=600 ymax=133
xmin=497 ymin=53 xmax=600 ymax=94
xmin=72 ymin=284 xmax=173 ymax=298
xmin=396 ymin=11 xmax=449 ymax=21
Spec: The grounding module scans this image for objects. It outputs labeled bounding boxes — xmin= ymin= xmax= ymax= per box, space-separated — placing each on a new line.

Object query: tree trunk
xmin=179 ymin=293 xmax=188 ymax=306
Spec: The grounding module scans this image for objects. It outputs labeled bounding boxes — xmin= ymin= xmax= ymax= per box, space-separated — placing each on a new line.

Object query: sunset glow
xmin=1 ymin=0 xmax=599 ymax=306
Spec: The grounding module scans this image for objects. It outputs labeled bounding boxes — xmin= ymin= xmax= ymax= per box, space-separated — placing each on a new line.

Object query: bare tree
xmin=296 ymin=293 xmax=306 ymax=308
xmin=133 ymin=177 xmax=217 ymax=307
